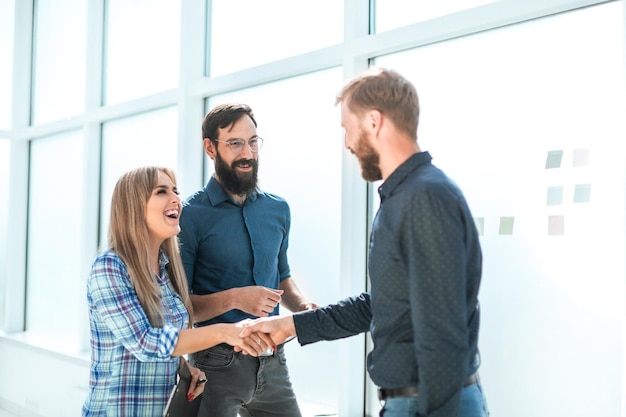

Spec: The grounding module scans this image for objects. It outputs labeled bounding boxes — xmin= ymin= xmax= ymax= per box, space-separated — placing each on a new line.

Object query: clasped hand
xmin=234 ymin=315 xmax=297 ymax=355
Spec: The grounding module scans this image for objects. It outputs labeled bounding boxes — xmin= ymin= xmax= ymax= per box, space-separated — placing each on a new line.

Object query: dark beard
xmin=356 ymin=130 xmax=382 ymax=182
xmin=214 ymin=150 xmax=259 ymax=196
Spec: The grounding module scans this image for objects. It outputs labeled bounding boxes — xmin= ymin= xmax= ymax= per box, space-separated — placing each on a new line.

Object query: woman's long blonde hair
xmin=109 ymin=166 xmax=193 ymax=328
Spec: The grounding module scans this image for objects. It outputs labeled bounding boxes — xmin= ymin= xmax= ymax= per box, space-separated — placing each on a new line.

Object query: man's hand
xmin=235 ymin=286 xmax=284 ymax=317
xmin=279 ymin=277 xmax=318 ymax=313
xmin=220 ymin=319 xmax=274 ymax=356
xmin=298 ymin=302 xmax=319 ymax=311
xmin=238 ymin=315 xmax=297 ymax=351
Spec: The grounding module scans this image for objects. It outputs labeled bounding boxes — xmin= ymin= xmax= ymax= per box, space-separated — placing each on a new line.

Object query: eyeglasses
xmin=213 ymin=137 xmax=264 ymax=154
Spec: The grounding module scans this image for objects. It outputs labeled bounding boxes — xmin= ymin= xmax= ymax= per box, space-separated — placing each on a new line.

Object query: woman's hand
xmin=238 ymin=315 xmax=297 ymax=347
xmin=222 ymin=319 xmax=274 ymax=356
xmin=186 ymin=364 xmax=207 ymax=402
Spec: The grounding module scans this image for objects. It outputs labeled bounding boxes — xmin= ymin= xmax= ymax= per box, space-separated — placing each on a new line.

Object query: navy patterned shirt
xmin=294 ymin=151 xmax=482 ymax=417
xmin=178 ymin=176 xmax=291 ymax=326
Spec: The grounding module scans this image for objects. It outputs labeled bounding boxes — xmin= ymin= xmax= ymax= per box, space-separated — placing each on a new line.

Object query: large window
xmin=104 ymin=0 xmax=180 ymax=105
xmin=32 ymin=0 xmax=86 ymax=124
xmin=0 ymin=0 xmax=14 ymax=129
xmin=208 ymin=0 xmax=344 ymax=76
xmin=100 ymin=107 xmax=179 ymax=246
xmin=26 ymin=131 xmax=85 ymax=349
xmin=0 ymin=140 xmax=10 ymax=329
xmin=1 ymin=1 xmax=624 ymax=417
xmin=375 ymin=0 xmax=499 ymax=32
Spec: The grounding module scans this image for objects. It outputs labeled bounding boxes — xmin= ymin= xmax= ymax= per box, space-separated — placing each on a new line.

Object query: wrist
xmin=286 ymin=316 xmax=297 ymax=338
xmin=216 ymin=323 xmax=232 ymax=343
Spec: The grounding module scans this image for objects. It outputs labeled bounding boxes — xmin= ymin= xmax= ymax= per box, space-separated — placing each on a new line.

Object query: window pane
xmin=104 ymin=0 xmax=180 ymax=105
xmin=26 ymin=131 xmax=84 ymax=348
xmin=205 ymin=68 xmax=345 ymax=413
xmin=375 ymin=0 xmax=499 ymax=33
xmin=32 ymin=0 xmax=86 ymax=124
xmin=0 ymin=0 xmax=14 ymax=129
xmin=100 ymin=107 xmax=179 ymax=246
xmin=0 ymin=139 xmax=10 ymax=329
xmin=374 ymin=2 xmax=623 ymax=417
xmin=208 ymin=0 xmax=343 ymax=77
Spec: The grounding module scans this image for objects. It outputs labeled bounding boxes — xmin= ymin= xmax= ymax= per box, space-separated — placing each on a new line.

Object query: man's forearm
xmin=293 ymin=292 xmax=372 ymax=345
xmin=190 ymin=291 xmax=233 ymax=323
xmin=279 ymin=277 xmax=316 ymax=312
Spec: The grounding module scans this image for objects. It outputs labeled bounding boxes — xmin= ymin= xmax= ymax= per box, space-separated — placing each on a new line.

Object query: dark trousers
xmin=190 ymin=343 xmax=302 ymax=417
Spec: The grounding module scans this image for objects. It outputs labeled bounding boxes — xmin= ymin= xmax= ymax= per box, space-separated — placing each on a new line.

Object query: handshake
xmin=229 ymin=315 xmax=297 ymax=356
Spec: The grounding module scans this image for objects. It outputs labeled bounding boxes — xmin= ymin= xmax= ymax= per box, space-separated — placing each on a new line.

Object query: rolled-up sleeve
xmin=88 ymin=253 xmax=179 ymax=361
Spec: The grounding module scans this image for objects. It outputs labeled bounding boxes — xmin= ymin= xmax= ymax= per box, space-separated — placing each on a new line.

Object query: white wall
xmin=0 ymin=338 xmax=89 ymax=416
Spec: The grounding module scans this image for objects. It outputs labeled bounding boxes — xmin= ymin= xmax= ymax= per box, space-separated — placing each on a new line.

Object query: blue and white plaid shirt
xmin=82 ymin=249 xmax=189 ymax=417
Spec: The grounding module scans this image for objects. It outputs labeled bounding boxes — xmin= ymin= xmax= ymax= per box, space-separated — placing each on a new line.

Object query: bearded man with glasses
xmin=178 ymin=103 xmax=317 ymax=417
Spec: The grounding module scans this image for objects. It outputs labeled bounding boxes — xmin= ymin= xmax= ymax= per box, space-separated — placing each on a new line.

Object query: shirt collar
xmin=158 ymin=250 xmax=170 ymax=269
xmin=378 ymin=151 xmax=432 ymax=203
xmin=205 ymin=176 xmax=261 ymax=206
xmin=156 ymin=250 xmax=170 ymax=283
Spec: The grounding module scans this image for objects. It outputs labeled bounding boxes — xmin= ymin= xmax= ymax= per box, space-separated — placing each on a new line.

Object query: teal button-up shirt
xmin=178 ymin=176 xmax=291 ymax=326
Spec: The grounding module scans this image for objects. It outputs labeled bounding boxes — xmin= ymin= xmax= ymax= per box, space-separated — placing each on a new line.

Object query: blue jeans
xmin=190 ymin=343 xmax=301 ymax=417
xmin=380 ymin=383 xmax=489 ymax=417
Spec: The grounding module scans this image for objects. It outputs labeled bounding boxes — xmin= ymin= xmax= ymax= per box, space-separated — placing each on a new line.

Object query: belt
xmin=378 ymin=373 xmax=479 ymax=401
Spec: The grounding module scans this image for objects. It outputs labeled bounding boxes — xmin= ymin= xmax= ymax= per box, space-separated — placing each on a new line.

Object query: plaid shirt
xmin=82 ymin=249 xmax=189 ymax=417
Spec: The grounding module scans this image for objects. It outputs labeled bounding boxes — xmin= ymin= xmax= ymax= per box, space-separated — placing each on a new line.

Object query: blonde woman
xmin=82 ymin=166 xmax=270 ymax=417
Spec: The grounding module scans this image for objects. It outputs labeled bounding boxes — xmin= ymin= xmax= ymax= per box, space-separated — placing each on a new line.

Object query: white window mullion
xmin=3 ymin=0 xmax=34 ymax=334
